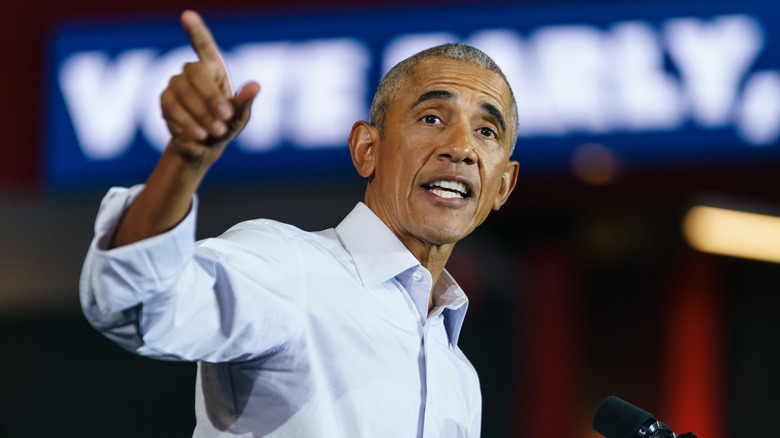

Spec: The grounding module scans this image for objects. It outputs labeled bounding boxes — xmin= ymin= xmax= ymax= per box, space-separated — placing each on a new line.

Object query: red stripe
xmin=661 ymin=251 xmax=725 ymax=438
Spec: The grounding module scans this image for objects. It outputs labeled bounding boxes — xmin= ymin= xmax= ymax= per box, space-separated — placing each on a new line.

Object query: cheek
xmin=480 ymin=159 xmax=509 ymax=200
xmin=377 ymin=155 xmax=420 ymax=203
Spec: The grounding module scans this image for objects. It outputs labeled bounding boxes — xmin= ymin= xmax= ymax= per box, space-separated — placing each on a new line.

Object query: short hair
xmin=369 ymin=43 xmax=519 ymax=148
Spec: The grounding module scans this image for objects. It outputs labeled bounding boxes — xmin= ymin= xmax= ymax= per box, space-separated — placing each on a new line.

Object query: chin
xmin=419 ymin=226 xmax=471 ymax=247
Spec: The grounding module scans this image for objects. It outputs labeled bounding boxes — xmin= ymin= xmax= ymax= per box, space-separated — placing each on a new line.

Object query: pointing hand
xmin=160 ymin=10 xmax=260 ymax=165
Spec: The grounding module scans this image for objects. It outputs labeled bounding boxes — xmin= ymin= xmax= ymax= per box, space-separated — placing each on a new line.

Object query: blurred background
xmin=1 ymin=0 xmax=779 ymax=436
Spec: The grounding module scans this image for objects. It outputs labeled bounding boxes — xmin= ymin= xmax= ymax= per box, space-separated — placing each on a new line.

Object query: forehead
xmin=397 ymin=57 xmax=512 ymax=113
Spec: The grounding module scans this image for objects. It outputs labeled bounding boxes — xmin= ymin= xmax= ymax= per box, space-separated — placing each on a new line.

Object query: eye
xmin=478 ymin=127 xmax=496 ymax=139
xmin=421 ymin=114 xmax=442 ymax=124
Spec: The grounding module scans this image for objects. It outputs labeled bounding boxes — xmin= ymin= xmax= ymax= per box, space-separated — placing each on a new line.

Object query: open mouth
xmin=423 ymin=179 xmax=471 ymax=199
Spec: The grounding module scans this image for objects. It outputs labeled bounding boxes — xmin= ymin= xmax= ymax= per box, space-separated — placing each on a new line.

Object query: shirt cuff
xmin=85 ymin=185 xmax=198 ymax=313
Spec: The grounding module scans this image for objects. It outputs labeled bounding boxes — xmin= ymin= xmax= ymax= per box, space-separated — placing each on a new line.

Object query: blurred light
xmin=570 ymin=143 xmax=619 ymax=185
xmin=683 ymin=205 xmax=780 ymax=263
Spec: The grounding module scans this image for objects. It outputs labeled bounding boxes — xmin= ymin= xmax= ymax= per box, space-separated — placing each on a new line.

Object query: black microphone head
xmin=592 ymin=396 xmax=655 ymax=438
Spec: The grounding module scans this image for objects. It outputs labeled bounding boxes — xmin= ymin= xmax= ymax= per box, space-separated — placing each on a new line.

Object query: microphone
xmin=592 ymin=396 xmax=699 ymax=438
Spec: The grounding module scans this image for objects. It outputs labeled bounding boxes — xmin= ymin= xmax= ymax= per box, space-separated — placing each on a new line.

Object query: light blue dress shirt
xmin=80 ymin=185 xmax=481 ymax=437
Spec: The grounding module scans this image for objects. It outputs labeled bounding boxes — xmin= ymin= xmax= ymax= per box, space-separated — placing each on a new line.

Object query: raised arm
xmin=112 ymin=10 xmax=260 ymax=247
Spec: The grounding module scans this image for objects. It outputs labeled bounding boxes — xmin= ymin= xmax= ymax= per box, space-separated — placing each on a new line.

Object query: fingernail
xmin=193 ymin=126 xmax=208 ymax=140
xmin=217 ymin=103 xmax=232 ymax=120
xmin=212 ymin=121 xmax=227 ymax=136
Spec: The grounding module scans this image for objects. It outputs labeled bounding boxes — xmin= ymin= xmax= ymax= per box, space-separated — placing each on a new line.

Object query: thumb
xmin=234 ymin=80 xmax=260 ymax=109
xmin=224 ymin=80 xmax=260 ymax=133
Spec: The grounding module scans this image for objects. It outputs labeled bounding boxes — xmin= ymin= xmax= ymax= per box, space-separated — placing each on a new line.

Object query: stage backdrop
xmin=45 ymin=0 xmax=780 ymax=189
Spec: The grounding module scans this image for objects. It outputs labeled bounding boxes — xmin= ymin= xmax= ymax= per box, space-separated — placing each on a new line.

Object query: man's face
xmin=359 ymin=57 xmax=519 ymax=250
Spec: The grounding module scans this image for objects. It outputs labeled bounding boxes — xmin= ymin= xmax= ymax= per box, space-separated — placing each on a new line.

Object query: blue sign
xmin=45 ymin=0 xmax=780 ymax=189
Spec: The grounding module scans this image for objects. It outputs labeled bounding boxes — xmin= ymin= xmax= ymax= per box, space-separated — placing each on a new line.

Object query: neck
xmin=362 ymin=196 xmax=457 ymax=310
xmin=408 ymin=239 xmax=453 ymax=283
xmin=401 ymin=235 xmax=455 ymax=311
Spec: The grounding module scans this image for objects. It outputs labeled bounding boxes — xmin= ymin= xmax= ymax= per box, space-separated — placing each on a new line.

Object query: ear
xmin=492 ymin=160 xmax=519 ymax=210
xmin=348 ymin=121 xmax=379 ymax=179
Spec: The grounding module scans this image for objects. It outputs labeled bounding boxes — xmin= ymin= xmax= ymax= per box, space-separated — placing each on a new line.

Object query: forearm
xmin=112 ymin=145 xmax=208 ymax=247
xmin=81 ymin=194 xmax=303 ymax=362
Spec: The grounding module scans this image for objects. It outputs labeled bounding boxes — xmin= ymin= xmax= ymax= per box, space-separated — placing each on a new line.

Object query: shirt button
xmin=413 ymin=271 xmax=423 ymax=281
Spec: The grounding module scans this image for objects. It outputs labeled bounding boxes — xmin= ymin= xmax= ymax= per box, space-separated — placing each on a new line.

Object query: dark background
xmin=1 ymin=0 xmax=778 ymax=437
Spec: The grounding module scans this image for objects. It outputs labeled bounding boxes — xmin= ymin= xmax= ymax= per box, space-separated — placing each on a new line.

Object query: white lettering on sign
xmin=228 ymin=42 xmax=293 ymax=152
xmin=58 ymin=38 xmax=370 ymax=160
xmin=737 ymin=71 xmax=780 ymax=145
xmin=533 ymin=24 xmax=609 ymax=133
xmin=56 ymin=13 xmax=780 ymax=163
xmin=284 ymin=39 xmax=371 ymax=148
xmin=605 ymin=21 xmax=683 ymax=132
xmin=229 ymin=39 xmax=371 ymax=151
xmin=59 ymin=49 xmax=157 ymax=159
xmin=665 ymin=14 xmax=764 ymax=128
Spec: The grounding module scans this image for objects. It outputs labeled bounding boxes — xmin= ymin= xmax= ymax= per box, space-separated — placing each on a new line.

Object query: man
xmin=80 ymin=9 xmax=519 ymax=437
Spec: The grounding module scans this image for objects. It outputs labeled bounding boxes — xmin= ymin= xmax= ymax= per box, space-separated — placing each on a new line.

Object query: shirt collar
xmin=433 ymin=270 xmax=469 ymax=347
xmin=335 ymin=202 xmax=420 ymax=288
xmin=335 ymin=203 xmax=470 ymax=347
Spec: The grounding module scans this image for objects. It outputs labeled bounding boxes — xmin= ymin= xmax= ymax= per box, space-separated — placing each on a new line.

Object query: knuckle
xmin=160 ymin=91 xmax=175 ymax=109
xmin=171 ymin=76 xmax=191 ymax=95
xmin=184 ymin=61 xmax=208 ymax=78
xmin=182 ymin=61 xmax=199 ymax=73
xmin=167 ymin=73 xmax=184 ymax=88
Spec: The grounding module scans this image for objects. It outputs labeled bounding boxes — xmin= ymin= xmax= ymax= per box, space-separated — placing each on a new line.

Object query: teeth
xmin=430 ymin=180 xmax=468 ymax=196
xmin=427 ymin=179 xmax=469 ymax=199
xmin=430 ymin=188 xmax=462 ymax=199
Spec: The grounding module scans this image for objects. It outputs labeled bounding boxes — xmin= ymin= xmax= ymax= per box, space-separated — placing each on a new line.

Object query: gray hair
xmin=369 ymin=43 xmax=518 ymax=148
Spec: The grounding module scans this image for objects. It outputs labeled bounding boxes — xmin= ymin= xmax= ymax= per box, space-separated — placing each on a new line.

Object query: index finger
xmin=181 ymin=10 xmax=222 ymax=63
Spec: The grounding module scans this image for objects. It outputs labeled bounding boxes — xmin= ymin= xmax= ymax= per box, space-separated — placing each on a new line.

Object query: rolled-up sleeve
xmin=79 ymin=186 xmax=303 ymax=363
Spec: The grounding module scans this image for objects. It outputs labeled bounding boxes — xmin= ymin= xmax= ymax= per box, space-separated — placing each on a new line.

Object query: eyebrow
xmin=412 ymin=90 xmax=453 ymax=108
xmin=481 ymin=102 xmax=506 ymax=135
xmin=412 ymin=89 xmax=506 ymax=135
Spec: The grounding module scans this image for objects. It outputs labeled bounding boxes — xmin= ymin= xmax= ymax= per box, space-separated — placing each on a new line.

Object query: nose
xmin=436 ymin=121 xmax=478 ymax=165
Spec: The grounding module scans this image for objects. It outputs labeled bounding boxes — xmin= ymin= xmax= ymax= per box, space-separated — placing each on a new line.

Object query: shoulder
xmin=201 ymin=218 xmax=343 ymax=258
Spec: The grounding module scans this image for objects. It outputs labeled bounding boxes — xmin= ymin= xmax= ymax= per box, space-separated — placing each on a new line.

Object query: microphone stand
xmin=638 ymin=419 xmax=699 ymax=438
